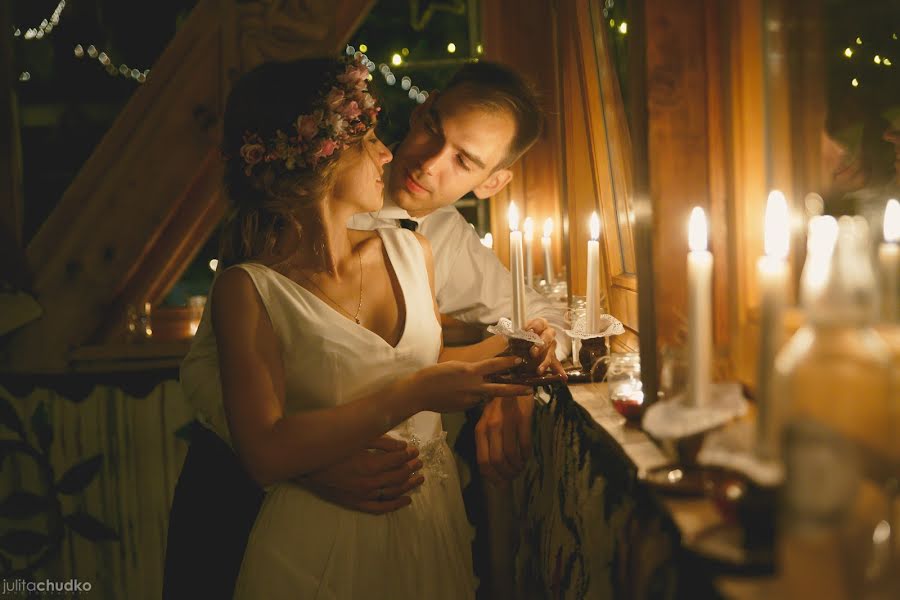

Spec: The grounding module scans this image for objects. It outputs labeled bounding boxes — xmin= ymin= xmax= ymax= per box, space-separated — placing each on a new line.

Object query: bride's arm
xmin=413 ymin=233 xmax=508 ymax=362
xmin=212 ymin=267 xmax=529 ymax=487
xmin=212 ymin=268 xmax=421 ymax=487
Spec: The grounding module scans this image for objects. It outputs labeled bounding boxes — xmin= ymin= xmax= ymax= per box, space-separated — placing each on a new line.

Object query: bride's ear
xmin=472 ymin=168 xmax=513 ymax=199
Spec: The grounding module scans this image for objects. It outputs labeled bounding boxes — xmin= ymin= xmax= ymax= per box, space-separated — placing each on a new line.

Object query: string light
xmin=447 ymin=42 xmax=456 ymax=53
xmin=476 ymin=43 xmax=483 ymax=54
xmin=844 ymin=47 xmax=853 ymax=58
xmin=856 ymin=37 xmax=863 ymax=45
xmin=885 ymin=58 xmax=893 ymax=66
xmin=358 ymin=43 xmax=368 ymax=52
xmin=875 ymin=55 xmax=882 ymax=64
xmin=18 ymin=72 xmax=30 ymax=82
xmin=347 ymin=47 xmax=425 ymax=104
xmin=13 ymin=0 xmax=66 ymax=41
xmin=618 ymin=21 xmax=628 ymax=34
xmin=852 ymin=77 xmax=859 ymax=87
xmin=74 ymin=44 xmax=150 ymax=83
xmin=401 ymin=48 xmax=410 ymax=56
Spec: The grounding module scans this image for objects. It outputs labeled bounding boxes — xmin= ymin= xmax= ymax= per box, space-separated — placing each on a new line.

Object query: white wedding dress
xmin=186 ymin=227 xmax=476 ymax=599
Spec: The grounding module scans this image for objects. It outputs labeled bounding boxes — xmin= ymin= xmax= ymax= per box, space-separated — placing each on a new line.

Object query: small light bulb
xmin=391 ymin=53 xmax=402 ymax=66
xmin=447 ymin=42 xmax=456 ymax=53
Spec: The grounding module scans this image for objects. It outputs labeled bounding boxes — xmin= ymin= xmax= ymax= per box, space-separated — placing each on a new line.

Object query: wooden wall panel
xmin=482 ymin=0 xmax=563 ymax=280
xmin=644 ymin=0 xmax=735 ymax=369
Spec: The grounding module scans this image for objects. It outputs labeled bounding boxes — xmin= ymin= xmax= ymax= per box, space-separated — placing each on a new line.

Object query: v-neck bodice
xmin=254 ymin=230 xmax=410 ymax=350
xmin=181 ymin=228 xmax=443 ymax=445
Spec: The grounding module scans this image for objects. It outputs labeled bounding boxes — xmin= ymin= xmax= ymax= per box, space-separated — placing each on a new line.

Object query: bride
xmin=187 ymin=56 xmax=534 ymax=599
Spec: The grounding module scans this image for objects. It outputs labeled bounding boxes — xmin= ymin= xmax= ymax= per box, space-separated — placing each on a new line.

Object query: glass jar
xmin=776 ymin=217 xmax=893 ymax=535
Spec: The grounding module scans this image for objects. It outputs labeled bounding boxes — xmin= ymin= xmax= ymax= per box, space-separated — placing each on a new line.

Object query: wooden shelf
xmin=68 ymin=339 xmax=192 ymax=373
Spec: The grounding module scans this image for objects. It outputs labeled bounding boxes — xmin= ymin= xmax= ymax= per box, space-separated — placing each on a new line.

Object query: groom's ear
xmin=410 ymin=91 xmax=439 ymax=126
xmin=472 ymin=168 xmax=513 ymax=199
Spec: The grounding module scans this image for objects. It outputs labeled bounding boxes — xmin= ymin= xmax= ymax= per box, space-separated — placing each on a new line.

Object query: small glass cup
xmin=126 ymin=301 xmax=153 ymax=342
xmin=608 ymin=352 xmax=644 ymax=421
xmin=188 ymin=295 xmax=207 ymax=336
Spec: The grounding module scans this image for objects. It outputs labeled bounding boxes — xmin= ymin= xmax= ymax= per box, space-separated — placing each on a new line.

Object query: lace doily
xmin=395 ymin=419 xmax=452 ymax=487
xmin=564 ymin=313 xmax=624 ymax=340
xmin=642 ymin=382 xmax=748 ymax=440
xmin=697 ymin=420 xmax=784 ymax=486
xmin=487 ymin=318 xmax=545 ymax=345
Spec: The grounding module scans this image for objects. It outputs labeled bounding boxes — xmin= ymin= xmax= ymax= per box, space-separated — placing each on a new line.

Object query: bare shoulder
xmin=211 ymin=266 xmax=262 ymax=322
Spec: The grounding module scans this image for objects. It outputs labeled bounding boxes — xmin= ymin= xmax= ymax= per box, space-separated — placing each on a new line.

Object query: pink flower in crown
xmin=327 ymin=111 xmax=347 ymax=135
xmin=325 ymin=87 xmax=345 ymax=110
xmin=240 ymin=142 xmax=265 ymax=168
xmin=361 ymin=93 xmax=376 ymax=111
xmin=297 ymin=113 xmax=319 ymax=141
xmin=339 ymin=100 xmax=362 ymax=121
xmin=315 ymin=138 xmax=338 ymax=159
xmin=337 ymin=63 xmax=368 ymax=86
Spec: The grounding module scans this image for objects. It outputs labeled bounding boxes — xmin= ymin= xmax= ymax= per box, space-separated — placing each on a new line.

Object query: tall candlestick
xmin=524 ymin=217 xmax=535 ymax=288
xmin=542 ymin=218 xmax=555 ymax=285
xmin=756 ymin=191 xmax=790 ymax=459
xmin=687 ymin=206 xmax=712 ymax=407
xmin=586 ymin=212 xmax=602 ymax=332
xmin=509 ymin=202 xmax=526 ymax=330
xmin=880 ymin=199 xmax=899 ymax=323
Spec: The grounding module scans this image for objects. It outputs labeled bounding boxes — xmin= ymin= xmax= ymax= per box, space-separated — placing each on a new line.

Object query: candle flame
xmin=589 ymin=212 xmax=601 ymax=241
xmin=482 ymin=232 xmax=494 ymax=248
xmin=688 ymin=207 xmax=708 ymax=252
xmin=885 ymin=198 xmax=900 ymax=243
xmin=508 ymin=202 xmax=520 ymax=231
xmin=523 ymin=217 xmax=534 ymax=242
xmin=764 ymin=190 xmax=790 ymax=259
xmin=543 ymin=217 xmax=553 ymax=238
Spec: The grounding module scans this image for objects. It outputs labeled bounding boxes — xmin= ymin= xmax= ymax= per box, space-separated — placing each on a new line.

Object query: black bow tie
xmin=399 ymin=218 xmax=418 ymax=232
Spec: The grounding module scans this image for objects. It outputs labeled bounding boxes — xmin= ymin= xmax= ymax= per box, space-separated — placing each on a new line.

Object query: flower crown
xmin=238 ymin=57 xmax=380 ymax=176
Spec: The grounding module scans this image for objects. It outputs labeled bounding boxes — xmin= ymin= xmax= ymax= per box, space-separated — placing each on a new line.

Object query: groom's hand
xmin=301 ymin=436 xmax=424 ymax=514
xmin=524 ymin=318 xmax=567 ymax=379
xmin=475 ymin=394 xmax=534 ymax=484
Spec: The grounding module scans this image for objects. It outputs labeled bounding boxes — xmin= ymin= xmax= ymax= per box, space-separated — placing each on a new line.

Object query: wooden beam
xmin=4 ymin=0 xmax=378 ymax=372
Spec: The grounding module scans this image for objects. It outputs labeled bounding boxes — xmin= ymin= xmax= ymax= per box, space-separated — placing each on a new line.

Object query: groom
xmin=164 ymin=60 xmax=568 ymax=598
xmin=342 ymin=59 xmax=568 ymax=494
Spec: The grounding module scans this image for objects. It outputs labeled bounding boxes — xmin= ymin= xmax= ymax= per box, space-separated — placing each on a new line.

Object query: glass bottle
xmin=775 ymin=216 xmax=893 ymax=536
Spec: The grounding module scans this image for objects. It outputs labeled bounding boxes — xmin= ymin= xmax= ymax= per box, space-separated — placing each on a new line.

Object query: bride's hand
xmin=410 ymin=356 xmax=533 ymax=414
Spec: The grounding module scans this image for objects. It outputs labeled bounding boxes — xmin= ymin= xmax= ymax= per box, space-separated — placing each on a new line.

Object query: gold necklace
xmin=298 ymin=239 xmax=363 ymax=324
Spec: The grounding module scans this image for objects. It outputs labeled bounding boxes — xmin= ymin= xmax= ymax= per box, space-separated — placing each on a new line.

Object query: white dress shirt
xmin=349 ymin=194 xmax=570 ymax=361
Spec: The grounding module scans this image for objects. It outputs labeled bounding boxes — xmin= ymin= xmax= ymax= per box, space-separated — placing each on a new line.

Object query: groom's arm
xmin=420 ymin=208 xmax=571 ymax=361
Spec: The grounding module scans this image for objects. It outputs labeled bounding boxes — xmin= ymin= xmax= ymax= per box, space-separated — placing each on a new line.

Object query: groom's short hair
xmin=444 ymin=61 xmax=544 ymax=169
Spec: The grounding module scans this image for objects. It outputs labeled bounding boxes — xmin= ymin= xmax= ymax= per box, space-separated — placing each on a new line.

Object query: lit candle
xmin=542 ymin=218 xmax=555 ymax=285
xmin=687 ymin=207 xmax=712 ymax=407
xmin=586 ymin=212 xmax=602 ymax=332
xmin=524 ymin=217 xmax=535 ymax=288
xmin=481 ymin=232 xmax=494 ymax=249
xmin=509 ymin=202 xmax=526 ymax=330
xmin=756 ymin=191 xmax=790 ymax=459
xmin=880 ymin=199 xmax=899 ymax=323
